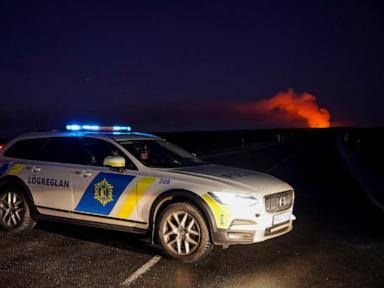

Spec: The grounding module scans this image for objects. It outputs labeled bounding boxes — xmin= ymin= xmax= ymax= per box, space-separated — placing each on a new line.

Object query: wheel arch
xmin=0 ymin=175 xmax=37 ymax=215
xmin=149 ymin=189 xmax=216 ymax=244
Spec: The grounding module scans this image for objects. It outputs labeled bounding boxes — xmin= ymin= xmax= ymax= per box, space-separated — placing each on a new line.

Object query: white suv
xmin=0 ymin=127 xmax=295 ymax=263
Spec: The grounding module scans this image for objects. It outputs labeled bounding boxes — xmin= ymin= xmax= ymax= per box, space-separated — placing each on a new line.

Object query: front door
xmin=70 ymin=138 xmax=141 ymax=224
xmin=72 ymin=165 xmax=139 ymax=219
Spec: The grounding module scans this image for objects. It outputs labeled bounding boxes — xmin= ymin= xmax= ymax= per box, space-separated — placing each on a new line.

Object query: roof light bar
xmin=66 ymin=124 xmax=81 ymax=131
xmin=112 ymin=126 xmax=130 ymax=131
xmin=82 ymin=125 xmax=100 ymax=131
xmin=66 ymin=124 xmax=131 ymax=132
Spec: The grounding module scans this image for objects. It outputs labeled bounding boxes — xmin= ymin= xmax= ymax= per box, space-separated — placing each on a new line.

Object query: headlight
xmin=208 ymin=192 xmax=258 ymax=206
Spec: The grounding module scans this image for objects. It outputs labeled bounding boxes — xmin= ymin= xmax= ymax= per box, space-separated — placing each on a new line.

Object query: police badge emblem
xmin=94 ymin=178 xmax=114 ymax=206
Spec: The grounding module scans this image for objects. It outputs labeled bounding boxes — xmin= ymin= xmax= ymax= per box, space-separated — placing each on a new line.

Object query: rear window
xmin=4 ymin=138 xmax=48 ymax=160
xmin=39 ymin=137 xmax=91 ymax=165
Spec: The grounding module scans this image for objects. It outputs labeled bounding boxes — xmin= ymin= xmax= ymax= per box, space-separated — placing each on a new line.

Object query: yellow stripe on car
xmin=7 ymin=164 xmax=25 ymax=176
xmin=117 ymin=176 xmax=156 ymax=218
xmin=203 ymin=193 xmax=231 ymax=229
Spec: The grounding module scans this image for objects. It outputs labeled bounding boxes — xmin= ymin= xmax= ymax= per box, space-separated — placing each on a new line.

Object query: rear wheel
xmin=0 ymin=185 xmax=36 ymax=233
xmin=157 ymin=202 xmax=213 ymax=263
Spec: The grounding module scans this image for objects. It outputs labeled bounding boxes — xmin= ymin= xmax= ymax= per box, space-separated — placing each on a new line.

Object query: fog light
xmin=231 ymin=219 xmax=256 ymax=226
xmin=226 ymin=231 xmax=254 ymax=241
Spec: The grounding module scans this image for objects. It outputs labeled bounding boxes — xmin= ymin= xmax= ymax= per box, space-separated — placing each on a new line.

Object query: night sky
xmin=1 ymin=0 xmax=383 ymax=137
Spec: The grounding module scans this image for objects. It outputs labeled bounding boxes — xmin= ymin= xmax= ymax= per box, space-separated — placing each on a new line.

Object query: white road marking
xmin=121 ymin=255 xmax=162 ymax=287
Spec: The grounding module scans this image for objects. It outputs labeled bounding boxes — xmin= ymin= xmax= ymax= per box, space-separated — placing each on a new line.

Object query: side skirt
xmin=36 ymin=206 xmax=149 ymax=235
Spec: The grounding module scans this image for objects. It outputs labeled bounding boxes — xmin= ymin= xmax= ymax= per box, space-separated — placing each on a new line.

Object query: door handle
xmin=76 ymin=171 xmax=93 ymax=177
xmin=31 ymin=166 xmax=41 ymax=173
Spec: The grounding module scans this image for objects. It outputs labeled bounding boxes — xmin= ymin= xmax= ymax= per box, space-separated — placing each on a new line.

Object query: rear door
xmin=1 ymin=138 xmax=48 ymax=179
xmin=28 ymin=137 xmax=90 ymax=211
xmin=2 ymin=138 xmax=74 ymax=211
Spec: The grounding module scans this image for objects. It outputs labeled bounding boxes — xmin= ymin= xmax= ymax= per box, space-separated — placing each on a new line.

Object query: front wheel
xmin=157 ymin=202 xmax=213 ymax=263
xmin=0 ymin=185 xmax=36 ymax=233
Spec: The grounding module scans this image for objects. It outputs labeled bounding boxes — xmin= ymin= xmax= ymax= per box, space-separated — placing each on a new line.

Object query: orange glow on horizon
xmin=236 ymin=89 xmax=331 ymax=128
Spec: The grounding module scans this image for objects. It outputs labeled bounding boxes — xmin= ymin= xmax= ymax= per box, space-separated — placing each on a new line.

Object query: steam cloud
xmin=236 ymin=89 xmax=331 ymax=128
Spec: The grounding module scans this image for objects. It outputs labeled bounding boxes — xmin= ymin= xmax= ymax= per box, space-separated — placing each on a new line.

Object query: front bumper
xmin=211 ymin=215 xmax=295 ymax=246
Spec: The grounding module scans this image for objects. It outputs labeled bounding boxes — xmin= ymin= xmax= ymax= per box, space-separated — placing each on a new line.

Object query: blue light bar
xmin=66 ymin=124 xmax=131 ymax=132
xmin=82 ymin=125 xmax=100 ymax=131
xmin=66 ymin=124 xmax=81 ymax=131
xmin=112 ymin=126 xmax=131 ymax=131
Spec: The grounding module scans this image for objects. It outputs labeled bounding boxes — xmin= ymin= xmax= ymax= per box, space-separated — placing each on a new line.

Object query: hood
xmin=165 ymin=164 xmax=292 ymax=194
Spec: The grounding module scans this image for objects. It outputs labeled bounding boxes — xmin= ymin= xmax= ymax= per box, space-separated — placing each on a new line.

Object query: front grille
xmin=264 ymin=190 xmax=293 ymax=213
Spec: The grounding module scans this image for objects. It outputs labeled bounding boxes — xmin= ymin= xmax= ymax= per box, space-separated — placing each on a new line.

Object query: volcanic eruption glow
xmin=236 ymin=89 xmax=331 ymax=128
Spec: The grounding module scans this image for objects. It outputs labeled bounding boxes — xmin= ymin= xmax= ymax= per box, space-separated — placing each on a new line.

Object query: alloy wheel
xmin=162 ymin=211 xmax=201 ymax=255
xmin=0 ymin=192 xmax=24 ymax=227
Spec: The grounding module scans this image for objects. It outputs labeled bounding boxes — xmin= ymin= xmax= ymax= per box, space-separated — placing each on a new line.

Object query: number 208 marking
xmin=159 ymin=178 xmax=171 ymax=185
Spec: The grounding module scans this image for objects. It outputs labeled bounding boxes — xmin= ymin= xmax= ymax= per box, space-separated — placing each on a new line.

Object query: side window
xmin=40 ymin=137 xmax=92 ymax=165
xmin=82 ymin=138 xmax=137 ymax=170
xmin=4 ymin=138 xmax=48 ymax=160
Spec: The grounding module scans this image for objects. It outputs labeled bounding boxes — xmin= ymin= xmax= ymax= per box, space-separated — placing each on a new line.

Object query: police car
xmin=0 ymin=124 xmax=295 ymax=263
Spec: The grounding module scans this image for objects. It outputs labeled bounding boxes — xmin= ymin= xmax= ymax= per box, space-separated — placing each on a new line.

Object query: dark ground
xmin=340 ymin=128 xmax=384 ymax=179
xmin=0 ymin=130 xmax=383 ymax=287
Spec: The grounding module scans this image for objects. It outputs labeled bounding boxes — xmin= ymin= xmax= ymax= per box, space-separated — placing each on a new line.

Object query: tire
xmin=157 ymin=202 xmax=213 ymax=263
xmin=0 ymin=185 xmax=37 ymax=233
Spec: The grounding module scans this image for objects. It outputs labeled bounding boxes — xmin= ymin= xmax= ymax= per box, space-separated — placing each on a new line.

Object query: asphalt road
xmin=1 ymin=131 xmax=383 ymax=287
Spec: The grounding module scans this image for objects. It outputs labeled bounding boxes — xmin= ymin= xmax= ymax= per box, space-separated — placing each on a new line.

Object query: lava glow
xmin=236 ymin=89 xmax=331 ymax=128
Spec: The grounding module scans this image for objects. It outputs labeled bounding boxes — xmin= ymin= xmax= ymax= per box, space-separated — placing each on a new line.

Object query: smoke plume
xmin=236 ymin=89 xmax=331 ymax=128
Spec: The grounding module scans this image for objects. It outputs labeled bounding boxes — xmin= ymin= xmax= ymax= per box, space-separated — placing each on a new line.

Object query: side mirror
xmin=103 ymin=156 xmax=126 ymax=168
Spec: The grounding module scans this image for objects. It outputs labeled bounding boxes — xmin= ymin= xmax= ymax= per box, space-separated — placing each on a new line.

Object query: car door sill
xmin=35 ymin=205 xmax=149 ymax=234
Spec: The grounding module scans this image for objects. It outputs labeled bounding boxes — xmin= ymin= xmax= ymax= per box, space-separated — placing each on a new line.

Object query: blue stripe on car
xmin=0 ymin=163 xmax=10 ymax=177
xmin=75 ymin=172 xmax=135 ymax=215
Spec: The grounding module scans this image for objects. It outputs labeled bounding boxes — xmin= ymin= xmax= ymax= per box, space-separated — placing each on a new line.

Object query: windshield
xmin=118 ymin=139 xmax=207 ymax=168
